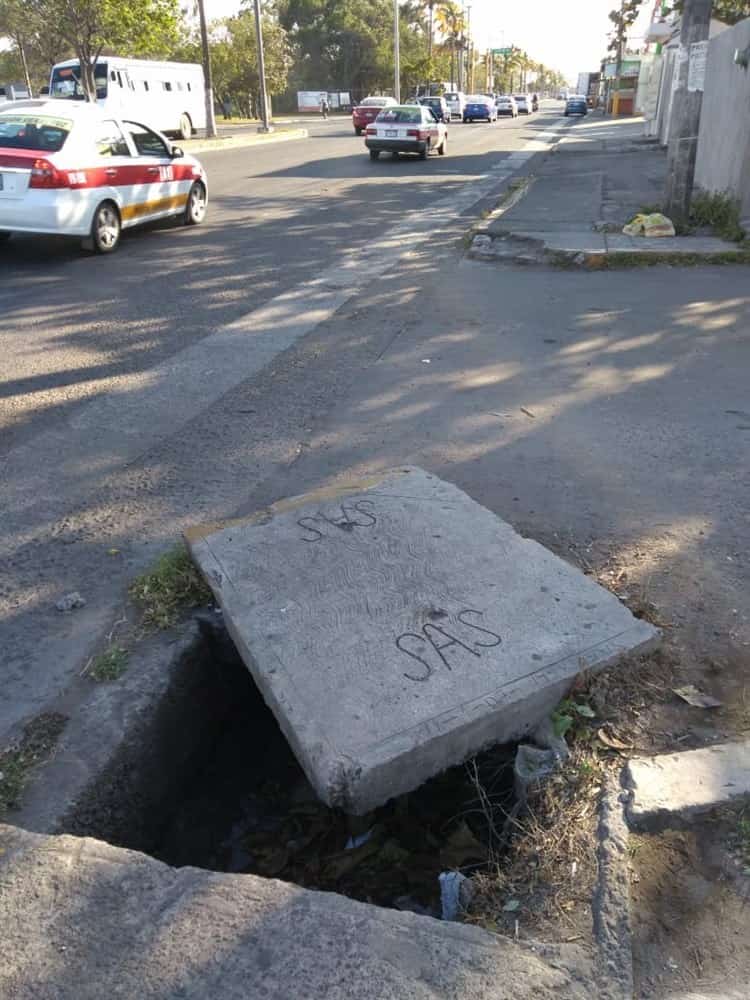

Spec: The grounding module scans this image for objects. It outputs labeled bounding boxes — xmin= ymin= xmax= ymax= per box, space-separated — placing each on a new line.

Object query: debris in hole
xmin=345 ymin=828 xmax=374 ymax=850
xmin=673 ymin=685 xmax=722 ymax=709
xmin=145 ymin=620 xmax=522 ymax=912
xmin=439 ymin=871 xmax=473 ymax=921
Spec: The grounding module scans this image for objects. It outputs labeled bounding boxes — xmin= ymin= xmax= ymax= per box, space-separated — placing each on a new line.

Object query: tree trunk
xmin=78 ymin=47 xmax=97 ymax=103
xmin=197 ymin=0 xmax=218 ymax=137
xmin=14 ymin=35 xmax=33 ymax=96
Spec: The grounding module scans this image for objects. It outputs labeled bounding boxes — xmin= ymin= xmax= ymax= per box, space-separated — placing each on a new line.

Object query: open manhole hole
xmin=63 ymin=615 xmax=518 ymax=917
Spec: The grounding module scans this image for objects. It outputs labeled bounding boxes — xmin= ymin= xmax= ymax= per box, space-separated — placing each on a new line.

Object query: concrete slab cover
xmin=0 ymin=825 xmax=594 ymax=1000
xmin=626 ymin=740 xmax=750 ymax=826
xmin=187 ymin=468 xmax=658 ymax=813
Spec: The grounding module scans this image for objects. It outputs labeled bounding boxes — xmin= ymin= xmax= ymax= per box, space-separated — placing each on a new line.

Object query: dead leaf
xmin=597 ymin=726 xmax=632 ymax=752
xmin=440 ymin=820 xmax=488 ymax=869
xmin=673 ymin=685 xmax=722 ymax=709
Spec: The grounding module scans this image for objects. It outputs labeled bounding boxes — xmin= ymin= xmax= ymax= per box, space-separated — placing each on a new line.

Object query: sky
xmin=207 ymin=0 xmax=658 ymax=83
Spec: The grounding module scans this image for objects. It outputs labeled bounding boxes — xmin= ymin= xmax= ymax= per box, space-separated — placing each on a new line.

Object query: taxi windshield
xmin=0 ymin=114 xmax=73 ymax=152
xmin=51 ymin=63 xmax=108 ymax=101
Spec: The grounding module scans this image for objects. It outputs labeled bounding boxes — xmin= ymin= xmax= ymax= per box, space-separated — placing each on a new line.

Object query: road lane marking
xmin=2 ymin=118 xmax=570 ymax=546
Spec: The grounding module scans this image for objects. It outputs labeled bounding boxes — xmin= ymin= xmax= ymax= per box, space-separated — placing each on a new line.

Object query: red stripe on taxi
xmin=0 ymin=149 xmax=200 ymax=188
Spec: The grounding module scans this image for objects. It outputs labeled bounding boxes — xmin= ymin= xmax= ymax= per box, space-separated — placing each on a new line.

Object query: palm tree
xmin=434 ymin=1 xmax=463 ymax=87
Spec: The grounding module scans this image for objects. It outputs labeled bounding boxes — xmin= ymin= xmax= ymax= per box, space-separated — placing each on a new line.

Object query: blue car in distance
xmin=564 ymin=95 xmax=587 ymax=116
xmin=463 ymin=95 xmax=497 ymax=123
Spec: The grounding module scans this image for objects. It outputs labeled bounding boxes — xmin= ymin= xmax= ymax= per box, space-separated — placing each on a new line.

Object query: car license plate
xmin=385 ymin=130 xmax=397 ymax=137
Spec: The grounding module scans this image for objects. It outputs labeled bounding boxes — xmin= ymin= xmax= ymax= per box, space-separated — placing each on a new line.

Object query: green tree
xmin=0 ymin=0 xmax=73 ymax=93
xmin=0 ymin=0 xmax=33 ymax=92
xmin=23 ymin=0 xmax=182 ymax=100
xmin=174 ymin=10 xmax=291 ymax=117
xmin=434 ymin=1 xmax=464 ymax=88
xmin=278 ymin=0 xmax=397 ymax=97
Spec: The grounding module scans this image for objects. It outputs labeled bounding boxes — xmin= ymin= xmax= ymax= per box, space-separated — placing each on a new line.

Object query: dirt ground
xmin=630 ymin=813 xmax=750 ymax=999
xmin=466 ymin=530 xmax=749 ymax=999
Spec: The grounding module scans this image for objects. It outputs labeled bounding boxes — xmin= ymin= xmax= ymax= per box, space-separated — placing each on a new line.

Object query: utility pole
xmin=393 ymin=0 xmax=401 ymax=102
xmin=197 ymin=0 xmax=217 ymax=137
xmin=664 ymin=0 xmax=712 ymax=223
xmin=253 ymin=0 xmax=273 ymax=132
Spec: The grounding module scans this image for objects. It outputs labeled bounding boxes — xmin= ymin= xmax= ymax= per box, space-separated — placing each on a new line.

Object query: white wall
xmin=694 ymin=17 xmax=750 ymax=221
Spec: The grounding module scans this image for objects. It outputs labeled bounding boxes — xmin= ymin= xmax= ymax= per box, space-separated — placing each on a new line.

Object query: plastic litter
xmin=513 ymin=744 xmax=560 ymax=802
xmin=344 ymin=828 xmax=374 ymax=850
xmin=439 ymin=870 xmax=473 ymax=921
xmin=623 ymin=213 xmax=676 ymax=237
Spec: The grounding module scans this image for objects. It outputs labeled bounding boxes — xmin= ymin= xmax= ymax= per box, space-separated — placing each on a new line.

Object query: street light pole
xmin=253 ymin=0 xmax=273 ymax=132
xmin=394 ymin=0 xmax=401 ymax=102
xmin=197 ymin=0 xmax=217 ymax=137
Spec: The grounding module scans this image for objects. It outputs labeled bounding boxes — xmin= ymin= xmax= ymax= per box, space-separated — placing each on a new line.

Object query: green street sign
xmin=492 ymin=47 xmax=512 ymax=56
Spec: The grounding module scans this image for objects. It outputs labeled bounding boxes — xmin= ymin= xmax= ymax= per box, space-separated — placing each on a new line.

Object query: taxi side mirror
xmin=170 ymin=145 xmax=184 ymax=158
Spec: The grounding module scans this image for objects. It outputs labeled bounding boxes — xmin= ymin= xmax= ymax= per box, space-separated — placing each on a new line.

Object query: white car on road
xmin=364 ymin=104 xmax=448 ymax=160
xmin=444 ymin=91 xmax=466 ymax=120
xmin=0 ymin=99 xmax=207 ymax=253
xmin=513 ymin=94 xmax=533 ymax=114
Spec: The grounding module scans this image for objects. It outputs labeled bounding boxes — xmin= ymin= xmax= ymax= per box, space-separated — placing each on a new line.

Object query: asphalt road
xmin=1 ymin=105 xmax=567 ymax=741
xmin=0 ymin=110 xmax=560 ymax=456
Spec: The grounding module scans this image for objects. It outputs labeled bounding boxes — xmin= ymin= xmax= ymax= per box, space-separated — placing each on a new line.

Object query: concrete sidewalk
xmin=0 ymin=824 xmax=595 ymax=1000
xmin=471 ymin=117 xmax=747 ymax=265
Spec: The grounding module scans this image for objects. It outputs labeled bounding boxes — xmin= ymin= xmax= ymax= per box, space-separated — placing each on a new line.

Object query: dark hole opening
xmin=65 ymin=616 xmax=516 ymax=916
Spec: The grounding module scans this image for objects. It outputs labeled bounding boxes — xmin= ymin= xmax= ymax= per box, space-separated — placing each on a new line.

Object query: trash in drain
xmin=147 ymin=619 xmax=517 ymax=915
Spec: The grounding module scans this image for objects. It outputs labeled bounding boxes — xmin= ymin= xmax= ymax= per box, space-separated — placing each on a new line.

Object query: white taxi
xmin=0 ymin=100 xmax=207 ymax=253
xmin=364 ymin=104 xmax=448 ymax=161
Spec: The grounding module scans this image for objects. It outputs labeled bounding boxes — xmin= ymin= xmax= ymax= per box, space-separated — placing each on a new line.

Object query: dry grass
xmin=465 ymin=648 xmax=676 ymax=938
xmin=87 ymin=645 xmax=129 ymax=682
xmin=0 ymin=713 xmax=67 ymax=816
xmin=129 ymin=544 xmax=212 ymax=630
xmin=467 ymin=746 xmax=603 ymax=938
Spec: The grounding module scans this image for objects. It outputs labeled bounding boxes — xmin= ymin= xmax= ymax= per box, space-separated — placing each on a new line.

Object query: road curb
xmin=469 ymin=238 xmax=750 ymax=269
xmin=593 ymin=777 xmax=635 ymax=1000
xmin=185 ymin=128 xmax=309 ymax=154
xmin=470 ymin=175 xmax=536 ymax=237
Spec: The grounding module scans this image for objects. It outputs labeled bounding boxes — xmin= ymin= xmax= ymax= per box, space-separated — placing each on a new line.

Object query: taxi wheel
xmin=184 ymin=182 xmax=207 ymax=225
xmin=91 ymin=202 xmax=121 ymax=254
xmin=438 ymin=136 xmax=447 ymax=155
xmin=179 ymin=114 xmax=193 ymax=140
xmin=369 ymin=149 xmax=380 ymax=160
xmin=419 ymin=140 xmax=430 ymax=160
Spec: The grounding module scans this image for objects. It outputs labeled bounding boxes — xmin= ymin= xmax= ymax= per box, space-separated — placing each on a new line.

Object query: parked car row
xmin=353 ymin=92 xmax=547 ymax=154
xmin=353 ymin=92 xmax=540 ymax=132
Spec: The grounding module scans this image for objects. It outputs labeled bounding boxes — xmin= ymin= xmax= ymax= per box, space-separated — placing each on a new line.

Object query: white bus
xmin=49 ymin=57 xmax=206 ymax=139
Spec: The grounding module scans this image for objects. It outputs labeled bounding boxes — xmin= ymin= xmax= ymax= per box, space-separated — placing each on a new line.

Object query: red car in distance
xmin=352 ymin=96 xmax=398 ymax=135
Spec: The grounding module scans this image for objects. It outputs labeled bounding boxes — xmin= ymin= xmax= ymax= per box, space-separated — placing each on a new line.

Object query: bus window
xmin=163 ymin=81 xmax=172 ymax=92
xmin=50 ymin=63 xmax=108 ymax=100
